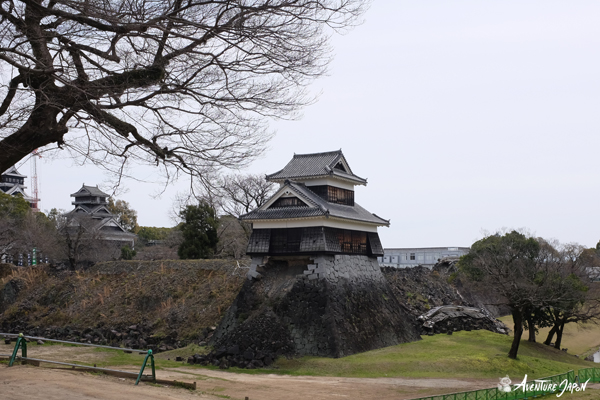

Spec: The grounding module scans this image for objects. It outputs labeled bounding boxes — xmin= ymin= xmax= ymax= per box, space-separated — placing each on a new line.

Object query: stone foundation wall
xmin=208 ymin=255 xmax=420 ymax=367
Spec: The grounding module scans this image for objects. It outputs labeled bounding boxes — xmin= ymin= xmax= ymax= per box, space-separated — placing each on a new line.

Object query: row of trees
xmin=0 ymin=172 xmax=276 ymax=267
xmin=459 ymin=231 xmax=600 ymax=359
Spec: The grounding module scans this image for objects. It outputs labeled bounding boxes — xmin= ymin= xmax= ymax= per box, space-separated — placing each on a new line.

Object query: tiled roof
xmin=266 ymin=150 xmax=367 ymax=184
xmin=70 ymin=184 xmax=109 ymax=197
xmin=2 ymin=166 xmax=26 ymax=178
xmin=66 ymin=209 xmax=136 ymax=237
xmin=242 ymin=207 xmax=324 ymax=220
xmin=241 ymin=181 xmax=389 ymax=226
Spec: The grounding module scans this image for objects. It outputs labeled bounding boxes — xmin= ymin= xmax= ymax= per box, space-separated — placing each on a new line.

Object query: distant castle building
xmin=68 ymin=184 xmax=136 ymax=247
xmin=0 ymin=166 xmax=37 ymax=210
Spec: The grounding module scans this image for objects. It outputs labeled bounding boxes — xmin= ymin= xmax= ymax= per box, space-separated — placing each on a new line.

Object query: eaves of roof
xmin=1 ymin=166 xmax=26 ymax=178
xmin=266 ymin=150 xmax=367 ymax=185
xmin=70 ymin=184 xmax=110 ymax=198
xmin=241 ymin=180 xmax=389 ymax=226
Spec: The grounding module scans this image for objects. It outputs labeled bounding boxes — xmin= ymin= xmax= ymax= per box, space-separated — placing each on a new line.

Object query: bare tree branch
xmin=0 ymin=0 xmax=368 ymax=187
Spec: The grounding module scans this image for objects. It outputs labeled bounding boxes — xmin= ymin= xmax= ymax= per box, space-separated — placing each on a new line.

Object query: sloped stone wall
xmin=207 ymin=255 xmax=420 ymax=367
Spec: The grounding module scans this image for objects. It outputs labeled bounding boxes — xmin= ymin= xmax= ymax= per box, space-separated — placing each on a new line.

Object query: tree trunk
xmin=554 ymin=320 xmax=566 ymax=350
xmin=509 ymin=310 xmax=524 ymax=359
xmin=526 ymin=316 xmax=536 ymax=342
xmin=544 ymin=323 xmax=559 ymax=346
xmin=0 ymin=105 xmax=66 ymax=173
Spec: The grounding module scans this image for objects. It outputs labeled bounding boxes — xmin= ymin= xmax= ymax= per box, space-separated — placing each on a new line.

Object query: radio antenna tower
xmin=30 ymin=149 xmax=41 ymax=212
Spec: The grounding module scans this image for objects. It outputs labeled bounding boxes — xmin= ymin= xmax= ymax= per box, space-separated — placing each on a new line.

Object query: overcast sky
xmin=22 ymin=1 xmax=600 ymax=249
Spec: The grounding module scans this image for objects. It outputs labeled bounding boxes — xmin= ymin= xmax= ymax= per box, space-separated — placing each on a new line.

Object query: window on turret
xmin=269 ymin=196 xmax=308 ymax=208
xmin=308 ymin=186 xmax=354 ymax=206
xmin=333 ymin=162 xmax=347 ymax=173
xmin=270 ymin=228 xmax=302 ymax=253
xmin=327 ymin=228 xmax=367 ymax=254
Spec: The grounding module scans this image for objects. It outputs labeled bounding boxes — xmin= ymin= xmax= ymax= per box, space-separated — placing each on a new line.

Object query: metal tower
xmin=30 ymin=149 xmax=41 ymax=211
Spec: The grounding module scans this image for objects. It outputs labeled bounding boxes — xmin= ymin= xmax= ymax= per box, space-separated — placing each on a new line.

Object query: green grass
xmin=88 ymin=344 xmax=210 ymax=369
xmin=200 ymin=331 xmax=594 ymax=380
xmin=153 ymin=344 xmax=209 ymax=361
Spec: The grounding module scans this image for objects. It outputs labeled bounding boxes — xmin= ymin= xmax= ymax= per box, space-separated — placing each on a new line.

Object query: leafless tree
xmin=0 ymin=0 xmax=367 ymax=185
xmin=54 ymin=212 xmax=120 ymax=269
xmin=12 ymin=211 xmax=62 ymax=261
xmin=216 ymin=214 xmax=248 ymax=259
xmin=0 ymin=217 xmax=19 ymax=261
xmin=214 ymin=173 xmax=276 ymax=218
xmin=190 ymin=172 xmax=275 ymax=258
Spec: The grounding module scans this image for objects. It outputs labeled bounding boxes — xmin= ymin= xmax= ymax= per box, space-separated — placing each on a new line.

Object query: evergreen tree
xmin=178 ymin=202 xmax=219 ymax=259
xmin=108 ymin=198 xmax=139 ymax=233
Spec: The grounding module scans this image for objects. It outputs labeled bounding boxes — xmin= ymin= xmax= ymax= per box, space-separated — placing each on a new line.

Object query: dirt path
xmin=0 ymin=365 xmax=214 ymax=400
xmin=3 ymin=342 xmax=596 ymax=400
xmin=0 ymin=362 xmax=500 ymax=400
xmin=159 ymin=367 xmax=501 ymax=400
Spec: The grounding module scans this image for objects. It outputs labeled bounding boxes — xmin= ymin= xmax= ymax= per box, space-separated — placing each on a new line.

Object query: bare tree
xmin=0 ymin=217 xmax=19 ymax=261
xmin=13 ymin=211 xmax=61 ymax=262
xmin=191 ymin=172 xmax=276 ymax=258
xmin=215 ymin=173 xmax=276 ymax=218
xmin=0 ymin=0 xmax=367 ymax=184
xmin=216 ymin=215 xmax=248 ymax=259
xmin=54 ymin=212 xmax=120 ymax=269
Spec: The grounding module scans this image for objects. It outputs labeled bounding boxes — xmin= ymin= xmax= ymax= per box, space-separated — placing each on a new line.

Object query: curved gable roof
xmin=70 ymin=184 xmax=110 ymax=198
xmin=2 ymin=166 xmax=27 ymax=178
xmin=241 ymin=180 xmax=389 ymax=226
xmin=266 ymin=150 xmax=367 ymax=185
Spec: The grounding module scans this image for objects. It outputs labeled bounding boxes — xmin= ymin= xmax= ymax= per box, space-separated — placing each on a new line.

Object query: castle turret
xmin=68 ymin=184 xmax=135 ymax=247
xmin=1 ymin=166 xmax=36 ymax=208
xmin=241 ymin=150 xmax=387 ymax=257
xmin=210 ymin=150 xmax=419 ymax=364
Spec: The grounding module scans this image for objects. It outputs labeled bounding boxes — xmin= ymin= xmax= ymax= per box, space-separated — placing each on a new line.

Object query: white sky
xmin=25 ymin=1 xmax=600 ymax=249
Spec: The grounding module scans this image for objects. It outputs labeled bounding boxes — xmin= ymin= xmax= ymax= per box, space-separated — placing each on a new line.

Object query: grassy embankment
xmin=269 ymin=330 xmax=594 ymax=379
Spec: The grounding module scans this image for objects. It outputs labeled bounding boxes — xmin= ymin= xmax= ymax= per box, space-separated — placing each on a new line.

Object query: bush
xmin=121 ymin=245 xmax=137 ymax=260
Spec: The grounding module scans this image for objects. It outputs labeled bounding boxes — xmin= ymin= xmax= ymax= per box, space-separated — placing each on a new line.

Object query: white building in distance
xmin=378 ymin=247 xmax=470 ymax=269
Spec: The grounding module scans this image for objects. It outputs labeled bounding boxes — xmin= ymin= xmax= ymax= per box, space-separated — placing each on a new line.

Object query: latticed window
xmin=307 ymin=185 xmax=354 ymax=206
xmin=326 ymin=228 xmax=367 ymax=254
xmin=270 ymin=228 xmax=302 ymax=253
xmin=269 ymin=196 xmax=308 ymax=208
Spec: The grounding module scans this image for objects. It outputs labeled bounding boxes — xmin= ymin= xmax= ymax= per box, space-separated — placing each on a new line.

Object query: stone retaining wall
xmin=206 ymin=255 xmax=420 ymax=367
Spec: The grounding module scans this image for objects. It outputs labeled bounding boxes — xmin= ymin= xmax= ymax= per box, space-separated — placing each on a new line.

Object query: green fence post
xmin=8 ymin=333 xmax=26 ymax=367
xmin=21 ymin=335 xmax=27 ymax=359
xmin=150 ymin=350 xmax=156 ymax=382
xmin=135 ymin=349 xmax=155 ymax=385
